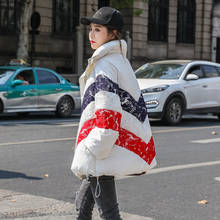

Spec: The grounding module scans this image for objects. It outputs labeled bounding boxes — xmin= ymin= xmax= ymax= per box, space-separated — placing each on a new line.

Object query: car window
xmin=216 ymin=66 xmax=220 ymax=74
xmin=36 ymin=70 xmax=60 ymax=84
xmin=187 ymin=66 xmax=204 ymax=78
xmin=202 ymin=65 xmax=220 ymax=78
xmin=15 ymin=70 xmax=35 ymax=85
xmin=135 ymin=63 xmax=185 ymax=79
xmin=0 ymin=69 xmax=15 ymax=85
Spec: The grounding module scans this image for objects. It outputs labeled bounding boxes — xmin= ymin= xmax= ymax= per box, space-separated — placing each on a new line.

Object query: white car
xmin=135 ymin=60 xmax=220 ymax=125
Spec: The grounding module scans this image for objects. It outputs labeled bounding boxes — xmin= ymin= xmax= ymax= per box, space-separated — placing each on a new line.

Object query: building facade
xmin=0 ymin=0 xmax=218 ymax=83
xmin=132 ymin=0 xmax=214 ymax=69
xmin=212 ymin=1 xmax=220 ymax=63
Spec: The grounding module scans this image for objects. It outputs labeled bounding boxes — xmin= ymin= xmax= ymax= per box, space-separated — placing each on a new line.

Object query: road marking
xmin=57 ymin=124 xmax=220 ymax=132
xmin=153 ymin=125 xmax=220 ymax=134
xmin=147 ymin=160 xmax=220 ymax=175
xmin=191 ymin=138 xmax=220 ymax=144
xmin=58 ymin=123 xmax=79 ymax=127
xmin=1 ymin=138 xmax=220 ymax=177
xmin=0 ymin=126 xmax=219 ymax=146
xmin=0 ymin=137 xmax=76 ymax=146
xmin=0 ymin=119 xmax=80 ymax=126
xmin=214 ymin=177 xmax=220 ymax=182
xmin=1 ymin=119 xmax=220 ymax=133
xmin=60 ymin=124 xmax=220 ymax=133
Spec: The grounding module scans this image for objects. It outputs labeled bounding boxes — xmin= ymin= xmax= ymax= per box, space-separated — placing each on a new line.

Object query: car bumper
xmin=147 ymin=111 xmax=163 ymax=118
xmin=142 ymin=92 xmax=167 ymax=118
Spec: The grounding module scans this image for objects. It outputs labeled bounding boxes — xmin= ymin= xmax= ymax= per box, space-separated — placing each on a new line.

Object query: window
xmin=36 ymin=70 xmax=60 ymax=84
xmin=15 ymin=70 xmax=35 ymax=85
xmin=136 ymin=63 xmax=185 ymax=79
xmin=177 ymin=0 xmax=195 ymax=43
xmin=148 ymin=0 xmax=169 ymax=42
xmin=0 ymin=0 xmax=19 ymax=33
xmin=216 ymin=66 xmax=220 ymax=74
xmin=202 ymin=65 xmax=220 ymax=78
xmin=98 ymin=0 xmax=110 ymax=8
xmin=0 ymin=68 xmax=15 ymax=85
xmin=187 ymin=66 xmax=204 ymax=78
xmin=53 ymin=0 xmax=79 ymax=35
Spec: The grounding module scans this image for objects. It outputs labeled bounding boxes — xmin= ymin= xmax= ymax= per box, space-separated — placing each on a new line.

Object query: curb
xmin=0 ymin=189 xmax=152 ymax=220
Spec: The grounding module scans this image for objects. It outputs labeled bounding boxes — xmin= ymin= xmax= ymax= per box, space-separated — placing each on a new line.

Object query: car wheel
xmin=163 ymin=98 xmax=183 ymax=125
xmin=56 ymin=96 xmax=74 ymax=118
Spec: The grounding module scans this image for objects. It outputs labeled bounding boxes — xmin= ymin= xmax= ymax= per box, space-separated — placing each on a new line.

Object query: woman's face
xmin=89 ymin=23 xmax=114 ymax=50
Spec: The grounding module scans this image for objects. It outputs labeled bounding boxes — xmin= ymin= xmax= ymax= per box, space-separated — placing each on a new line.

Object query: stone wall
xmin=212 ymin=3 xmax=220 ymax=62
xmin=33 ymin=0 xmax=73 ymax=71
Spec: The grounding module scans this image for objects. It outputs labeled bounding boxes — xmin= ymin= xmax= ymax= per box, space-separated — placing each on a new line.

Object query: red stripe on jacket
xmin=77 ymin=109 xmax=155 ymax=165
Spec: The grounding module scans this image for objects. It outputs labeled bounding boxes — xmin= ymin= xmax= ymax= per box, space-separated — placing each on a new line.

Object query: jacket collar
xmin=88 ymin=39 xmax=127 ymax=65
xmin=79 ymin=40 xmax=127 ymax=96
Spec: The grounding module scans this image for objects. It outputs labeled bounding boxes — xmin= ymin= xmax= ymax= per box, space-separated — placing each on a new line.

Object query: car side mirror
xmin=185 ymin=74 xmax=199 ymax=81
xmin=11 ymin=79 xmax=23 ymax=87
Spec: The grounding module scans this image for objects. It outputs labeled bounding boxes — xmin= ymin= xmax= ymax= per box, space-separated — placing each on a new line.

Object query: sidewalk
xmin=0 ymin=189 xmax=153 ymax=220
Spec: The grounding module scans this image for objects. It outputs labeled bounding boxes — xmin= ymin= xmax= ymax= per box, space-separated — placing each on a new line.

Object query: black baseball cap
xmin=80 ymin=7 xmax=124 ymax=32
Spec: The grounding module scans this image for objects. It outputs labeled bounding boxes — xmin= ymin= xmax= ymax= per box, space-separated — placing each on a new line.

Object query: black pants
xmin=75 ymin=175 xmax=122 ymax=220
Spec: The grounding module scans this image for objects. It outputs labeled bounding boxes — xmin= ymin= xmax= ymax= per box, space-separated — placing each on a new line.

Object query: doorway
xmin=216 ymin=37 xmax=220 ymax=63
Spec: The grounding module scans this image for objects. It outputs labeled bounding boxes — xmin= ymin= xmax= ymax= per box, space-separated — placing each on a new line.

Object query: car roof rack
xmin=9 ymin=59 xmax=31 ymax=66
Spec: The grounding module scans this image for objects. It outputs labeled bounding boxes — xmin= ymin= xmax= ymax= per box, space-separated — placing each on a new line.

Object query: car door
xmin=183 ymin=65 xmax=211 ymax=109
xmin=35 ymin=68 xmax=63 ymax=110
xmin=201 ymin=65 xmax=220 ymax=107
xmin=4 ymin=69 xmax=38 ymax=111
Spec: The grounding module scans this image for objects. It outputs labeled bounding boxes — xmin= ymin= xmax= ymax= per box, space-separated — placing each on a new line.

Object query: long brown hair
xmin=106 ymin=26 xmax=123 ymax=54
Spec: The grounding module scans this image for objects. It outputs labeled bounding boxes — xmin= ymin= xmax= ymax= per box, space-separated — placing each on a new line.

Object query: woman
xmin=71 ymin=7 xmax=156 ymax=220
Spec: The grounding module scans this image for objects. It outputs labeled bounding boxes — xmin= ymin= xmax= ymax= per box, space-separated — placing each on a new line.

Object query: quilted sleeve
xmin=85 ymin=60 xmax=122 ymax=160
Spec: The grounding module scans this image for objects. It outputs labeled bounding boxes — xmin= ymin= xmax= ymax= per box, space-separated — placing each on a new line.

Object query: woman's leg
xmin=75 ymin=178 xmax=95 ymax=220
xmin=89 ymin=176 xmax=122 ymax=220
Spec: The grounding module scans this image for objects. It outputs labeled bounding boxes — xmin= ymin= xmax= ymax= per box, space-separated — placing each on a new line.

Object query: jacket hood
xmin=79 ymin=40 xmax=127 ymax=90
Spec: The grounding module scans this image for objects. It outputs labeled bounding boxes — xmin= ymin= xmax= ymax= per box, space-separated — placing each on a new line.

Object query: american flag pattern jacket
xmin=71 ymin=40 xmax=156 ymax=179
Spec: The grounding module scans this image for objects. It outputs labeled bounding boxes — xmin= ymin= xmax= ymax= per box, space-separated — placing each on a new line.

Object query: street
xmin=1 ymin=113 xmax=220 ymax=220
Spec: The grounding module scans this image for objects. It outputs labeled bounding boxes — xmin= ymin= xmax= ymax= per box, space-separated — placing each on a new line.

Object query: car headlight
xmin=145 ymin=100 xmax=159 ymax=108
xmin=141 ymin=85 xmax=170 ymax=94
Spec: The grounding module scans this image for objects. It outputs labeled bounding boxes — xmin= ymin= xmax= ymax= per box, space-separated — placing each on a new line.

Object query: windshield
xmin=135 ymin=63 xmax=186 ymax=79
xmin=0 ymin=69 xmax=15 ymax=85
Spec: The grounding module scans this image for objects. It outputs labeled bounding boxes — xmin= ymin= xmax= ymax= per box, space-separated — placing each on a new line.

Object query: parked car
xmin=135 ymin=60 xmax=220 ymax=125
xmin=0 ymin=59 xmax=81 ymax=117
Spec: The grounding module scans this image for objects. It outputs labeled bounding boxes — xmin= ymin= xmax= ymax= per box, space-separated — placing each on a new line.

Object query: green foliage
xmin=111 ymin=0 xmax=135 ymax=9
xmin=111 ymin=0 xmax=147 ymax=15
xmin=134 ymin=8 xmax=143 ymax=16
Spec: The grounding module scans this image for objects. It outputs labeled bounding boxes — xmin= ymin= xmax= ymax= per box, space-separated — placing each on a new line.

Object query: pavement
xmin=0 ymin=189 xmax=153 ymax=220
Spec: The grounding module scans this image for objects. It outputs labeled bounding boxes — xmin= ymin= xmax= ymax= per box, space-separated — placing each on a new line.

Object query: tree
xmin=111 ymin=0 xmax=147 ymax=16
xmin=15 ymin=0 xmax=145 ymax=62
xmin=16 ymin=0 xmax=34 ymax=61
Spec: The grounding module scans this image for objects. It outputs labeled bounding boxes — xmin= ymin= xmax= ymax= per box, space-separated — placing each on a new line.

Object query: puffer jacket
xmin=71 ymin=40 xmax=156 ymax=179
